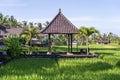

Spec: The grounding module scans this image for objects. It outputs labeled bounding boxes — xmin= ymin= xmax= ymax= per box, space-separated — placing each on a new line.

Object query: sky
xmin=0 ymin=0 xmax=120 ymax=36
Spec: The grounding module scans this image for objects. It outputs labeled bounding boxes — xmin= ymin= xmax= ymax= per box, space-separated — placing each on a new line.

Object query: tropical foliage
xmin=101 ymin=32 xmax=120 ymax=44
xmin=0 ymin=13 xmax=43 ymax=29
xmin=76 ymin=26 xmax=99 ymax=55
xmin=4 ymin=35 xmax=22 ymax=58
xmin=0 ymin=13 xmax=20 ymax=28
xmin=0 ymin=12 xmax=120 ymax=46
xmin=43 ymin=21 xmax=50 ymax=27
xmin=20 ymin=28 xmax=39 ymax=45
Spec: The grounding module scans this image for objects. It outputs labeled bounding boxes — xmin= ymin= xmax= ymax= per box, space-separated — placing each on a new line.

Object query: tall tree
xmin=20 ymin=27 xmax=39 ymax=46
xmin=22 ymin=21 xmax=27 ymax=28
xmin=29 ymin=22 xmax=34 ymax=28
xmin=37 ymin=22 xmax=42 ymax=30
xmin=0 ymin=13 xmax=4 ymax=25
xmin=0 ymin=13 xmax=23 ymax=28
xmin=8 ymin=16 xmax=18 ymax=28
xmin=108 ymin=32 xmax=113 ymax=43
xmin=43 ymin=21 xmax=49 ymax=27
xmin=78 ymin=26 xmax=99 ymax=55
xmin=2 ymin=16 xmax=8 ymax=26
xmin=0 ymin=13 xmax=8 ymax=26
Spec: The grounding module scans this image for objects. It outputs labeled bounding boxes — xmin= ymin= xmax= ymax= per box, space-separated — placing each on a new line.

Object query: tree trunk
xmin=29 ymin=38 xmax=32 ymax=54
xmin=86 ymin=37 xmax=89 ymax=55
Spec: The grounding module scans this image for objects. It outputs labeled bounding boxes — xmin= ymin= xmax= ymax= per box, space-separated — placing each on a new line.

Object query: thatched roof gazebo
xmin=41 ymin=9 xmax=78 ymax=54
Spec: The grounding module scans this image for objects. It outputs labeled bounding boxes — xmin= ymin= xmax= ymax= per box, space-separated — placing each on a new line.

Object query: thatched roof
xmin=41 ymin=9 xmax=78 ymax=34
xmin=0 ymin=28 xmax=24 ymax=36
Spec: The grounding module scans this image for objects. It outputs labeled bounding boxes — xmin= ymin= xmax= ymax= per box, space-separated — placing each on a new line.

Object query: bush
xmin=4 ymin=35 xmax=22 ymax=58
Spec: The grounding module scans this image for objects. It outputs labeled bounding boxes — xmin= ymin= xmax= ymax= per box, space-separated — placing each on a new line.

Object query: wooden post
xmin=47 ymin=34 xmax=51 ymax=55
xmin=70 ymin=34 xmax=72 ymax=53
xmin=68 ymin=34 xmax=70 ymax=53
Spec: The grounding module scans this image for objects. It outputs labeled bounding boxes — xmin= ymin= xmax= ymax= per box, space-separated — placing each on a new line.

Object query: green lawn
xmin=0 ymin=44 xmax=120 ymax=80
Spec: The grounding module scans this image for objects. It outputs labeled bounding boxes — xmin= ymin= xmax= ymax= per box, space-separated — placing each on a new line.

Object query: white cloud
xmin=0 ymin=0 xmax=27 ymax=7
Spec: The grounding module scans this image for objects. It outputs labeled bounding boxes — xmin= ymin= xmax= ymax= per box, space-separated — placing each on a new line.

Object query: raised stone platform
xmin=20 ymin=52 xmax=98 ymax=58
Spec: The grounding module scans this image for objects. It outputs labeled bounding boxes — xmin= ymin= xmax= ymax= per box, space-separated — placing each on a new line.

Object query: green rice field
xmin=0 ymin=44 xmax=120 ymax=80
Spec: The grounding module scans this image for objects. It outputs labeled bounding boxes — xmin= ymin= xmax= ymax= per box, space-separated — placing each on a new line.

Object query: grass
xmin=0 ymin=57 xmax=120 ymax=80
xmin=52 ymin=44 xmax=120 ymax=52
xmin=21 ymin=44 xmax=120 ymax=52
xmin=0 ymin=44 xmax=120 ymax=80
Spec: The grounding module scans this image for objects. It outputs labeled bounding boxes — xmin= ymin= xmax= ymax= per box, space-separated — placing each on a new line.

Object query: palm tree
xmin=20 ymin=27 xmax=39 ymax=54
xmin=0 ymin=13 xmax=8 ymax=27
xmin=0 ymin=13 xmax=4 ymax=25
xmin=37 ymin=22 xmax=42 ymax=30
xmin=17 ymin=22 xmax=23 ymax=28
xmin=8 ymin=16 xmax=18 ymax=28
xmin=29 ymin=22 xmax=34 ymax=28
xmin=43 ymin=21 xmax=49 ymax=27
xmin=2 ymin=16 xmax=8 ymax=26
xmin=22 ymin=21 xmax=28 ymax=28
xmin=20 ymin=27 xmax=39 ymax=46
xmin=75 ymin=30 xmax=86 ymax=45
xmin=0 ymin=13 xmax=20 ymax=28
xmin=78 ymin=26 xmax=99 ymax=55
xmin=108 ymin=32 xmax=113 ymax=44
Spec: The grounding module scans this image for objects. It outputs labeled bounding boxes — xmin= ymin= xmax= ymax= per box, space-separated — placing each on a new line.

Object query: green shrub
xmin=4 ymin=35 xmax=22 ymax=58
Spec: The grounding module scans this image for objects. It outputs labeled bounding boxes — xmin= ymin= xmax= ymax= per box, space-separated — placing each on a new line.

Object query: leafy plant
xmin=77 ymin=26 xmax=99 ymax=55
xmin=4 ymin=35 xmax=22 ymax=58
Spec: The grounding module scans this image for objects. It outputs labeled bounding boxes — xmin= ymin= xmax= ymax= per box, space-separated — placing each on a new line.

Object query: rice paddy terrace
xmin=0 ymin=44 xmax=120 ymax=80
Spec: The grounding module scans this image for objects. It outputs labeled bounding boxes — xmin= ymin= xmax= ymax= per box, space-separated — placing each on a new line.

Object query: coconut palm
xmin=20 ymin=27 xmax=40 ymax=54
xmin=37 ymin=22 xmax=42 ymax=30
xmin=20 ymin=27 xmax=39 ymax=46
xmin=43 ymin=21 xmax=50 ymax=27
xmin=8 ymin=16 xmax=18 ymax=28
xmin=0 ymin=13 xmax=19 ymax=28
xmin=0 ymin=13 xmax=4 ymax=25
xmin=22 ymin=21 xmax=28 ymax=28
xmin=0 ymin=13 xmax=8 ymax=26
xmin=78 ymin=26 xmax=99 ymax=55
xmin=75 ymin=30 xmax=86 ymax=45
xmin=29 ymin=22 xmax=34 ymax=28
xmin=108 ymin=32 xmax=113 ymax=43
xmin=2 ymin=16 xmax=8 ymax=26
